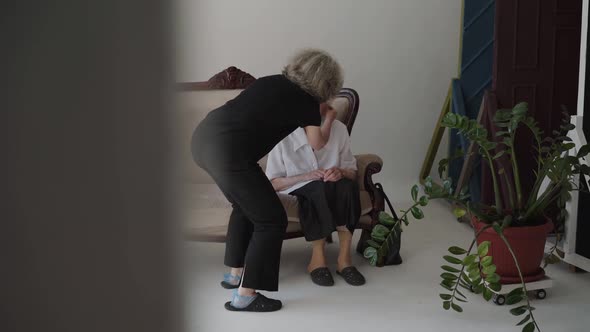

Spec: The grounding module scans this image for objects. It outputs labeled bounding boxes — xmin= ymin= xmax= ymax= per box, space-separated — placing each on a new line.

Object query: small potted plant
xmin=363 ymin=102 xmax=590 ymax=332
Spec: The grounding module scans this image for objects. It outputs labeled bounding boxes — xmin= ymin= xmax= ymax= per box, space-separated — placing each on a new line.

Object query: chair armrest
xmin=355 ymin=154 xmax=385 ymax=227
xmin=355 ymin=154 xmax=383 ymax=191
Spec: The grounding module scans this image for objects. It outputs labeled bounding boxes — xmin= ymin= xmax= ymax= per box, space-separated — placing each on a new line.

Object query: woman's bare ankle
xmin=337 ymin=256 xmax=352 ymax=272
xmin=237 ymin=286 xmax=256 ymax=296
xmin=307 ymin=251 xmax=327 ymax=272
xmin=230 ymin=267 xmax=243 ymax=277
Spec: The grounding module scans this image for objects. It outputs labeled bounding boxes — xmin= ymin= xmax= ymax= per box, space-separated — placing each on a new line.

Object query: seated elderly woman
xmin=265 ymin=107 xmax=366 ymax=286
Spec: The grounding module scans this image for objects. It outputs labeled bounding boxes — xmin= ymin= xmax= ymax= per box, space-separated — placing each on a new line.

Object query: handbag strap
xmin=374 ymin=183 xmax=399 ymax=220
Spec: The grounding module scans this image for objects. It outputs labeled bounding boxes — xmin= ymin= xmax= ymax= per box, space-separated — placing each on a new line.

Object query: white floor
xmin=184 ymin=201 xmax=590 ymax=332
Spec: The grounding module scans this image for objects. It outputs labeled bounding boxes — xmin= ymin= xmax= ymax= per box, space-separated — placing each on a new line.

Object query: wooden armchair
xmin=176 ymin=67 xmax=385 ymax=254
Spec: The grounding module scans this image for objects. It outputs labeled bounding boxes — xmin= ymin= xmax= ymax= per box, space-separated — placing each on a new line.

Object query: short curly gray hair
xmin=282 ymin=48 xmax=343 ymax=103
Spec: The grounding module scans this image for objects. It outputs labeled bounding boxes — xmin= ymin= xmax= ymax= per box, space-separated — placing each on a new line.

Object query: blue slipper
xmin=220 ymin=273 xmax=241 ymax=289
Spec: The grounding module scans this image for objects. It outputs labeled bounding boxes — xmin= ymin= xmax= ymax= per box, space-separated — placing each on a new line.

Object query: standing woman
xmin=191 ymin=49 xmax=343 ymax=312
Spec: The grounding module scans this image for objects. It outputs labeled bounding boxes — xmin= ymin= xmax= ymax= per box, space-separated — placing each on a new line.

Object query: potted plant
xmin=363 ymin=102 xmax=590 ymax=332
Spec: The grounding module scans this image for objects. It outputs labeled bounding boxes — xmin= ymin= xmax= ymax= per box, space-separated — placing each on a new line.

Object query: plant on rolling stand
xmin=363 ymin=102 xmax=590 ymax=332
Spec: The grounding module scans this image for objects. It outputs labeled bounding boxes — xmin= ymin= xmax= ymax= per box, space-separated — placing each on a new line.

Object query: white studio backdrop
xmin=176 ymin=0 xmax=462 ymax=200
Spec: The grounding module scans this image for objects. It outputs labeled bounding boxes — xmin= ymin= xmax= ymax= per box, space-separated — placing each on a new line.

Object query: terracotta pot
xmin=472 ymin=216 xmax=553 ymax=284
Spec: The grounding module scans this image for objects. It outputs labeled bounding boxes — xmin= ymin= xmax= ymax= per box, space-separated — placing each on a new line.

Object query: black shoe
xmin=224 ymin=293 xmax=282 ymax=312
xmin=309 ymin=267 xmax=335 ymax=286
xmin=336 ymin=266 xmax=366 ymax=286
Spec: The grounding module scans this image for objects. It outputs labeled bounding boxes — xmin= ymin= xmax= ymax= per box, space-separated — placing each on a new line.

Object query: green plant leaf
xmin=563 ymin=143 xmax=576 ymax=150
xmin=488 ymin=283 xmax=501 ymax=292
xmin=468 ymin=267 xmax=480 ymax=280
xmin=444 ymin=255 xmax=463 ymax=265
xmin=363 ymin=246 xmax=376 ymax=258
xmin=577 ymin=145 xmax=590 ymax=158
xmin=480 ymin=256 xmax=493 ymax=267
xmin=448 ymin=246 xmax=467 ymax=255
xmin=443 ymin=179 xmax=452 ymax=194
xmin=411 ymin=185 xmax=419 ymax=202
xmin=463 ymin=254 xmax=477 ymax=266
xmin=544 ymin=253 xmax=561 ymax=265
xmin=440 ymin=272 xmax=459 ymax=281
xmin=517 ymin=315 xmax=531 ymax=326
xmin=371 ymin=224 xmax=390 ymax=240
xmin=441 ymin=279 xmax=456 ymax=288
xmin=483 ymin=288 xmax=493 ymax=301
xmin=411 ymin=207 xmax=424 ymax=219
xmin=442 ymin=301 xmax=451 ymax=310
xmin=441 ymin=272 xmax=458 ymax=281
xmin=369 ymin=255 xmax=378 ymax=266
xmin=512 ymin=102 xmax=528 ymax=116
xmin=510 ymin=305 xmax=528 ymax=316
xmin=473 ymin=284 xmax=484 ymax=294
xmin=451 ymin=303 xmax=463 ymax=313
xmin=439 ymin=294 xmax=452 ymax=300
xmin=440 ymin=281 xmax=454 ymax=291
xmin=455 ymin=288 xmax=467 ymax=299
xmin=522 ymin=322 xmax=535 ymax=332
xmin=454 ymin=296 xmax=467 ymax=303
xmin=502 ymin=215 xmax=513 ymax=228
xmin=485 ymin=273 xmax=501 ymax=284
xmin=363 ymin=247 xmax=378 ymax=266
xmin=460 ymin=272 xmax=471 ymax=284
xmin=507 ymin=288 xmax=525 ymax=298
xmin=371 ymin=233 xmax=385 ymax=242
xmin=483 ymin=265 xmax=497 ymax=275
xmin=477 ymin=241 xmax=490 ymax=257
xmin=458 ymin=282 xmax=471 ymax=291
xmin=493 ymin=150 xmax=506 ymax=159
xmin=366 ymin=240 xmax=381 ymax=249
xmin=492 ymin=223 xmax=503 ymax=234
xmin=419 ymin=196 xmax=429 ymax=206
xmin=424 ymin=177 xmax=433 ymax=193
xmin=453 ymin=208 xmax=467 ymax=218
xmin=378 ymin=212 xmax=396 ymax=227
xmin=561 ymin=123 xmax=576 ymax=131
xmin=495 ymin=131 xmax=509 ymax=137
xmin=507 ymin=294 xmax=524 ymax=305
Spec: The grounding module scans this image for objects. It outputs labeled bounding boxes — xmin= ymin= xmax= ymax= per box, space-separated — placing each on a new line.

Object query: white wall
xmin=176 ymin=0 xmax=461 ymax=200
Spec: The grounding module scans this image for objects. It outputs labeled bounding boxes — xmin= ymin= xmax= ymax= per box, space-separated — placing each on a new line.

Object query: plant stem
xmin=502 ymin=171 xmax=516 ymax=211
xmin=397 ymin=201 xmax=421 ymax=223
xmin=497 ymin=230 xmax=541 ymax=332
xmin=483 ymin=150 xmax=503 ymax=214
xmin=523 ymin=182 xmax=561 ymax=221
xmin=522 ymin=120 xmax=543 ymax=176
xmin=449 ymin=224 xmax=493 ymax=306
xmin=526 ymin=149 xmax=562 ymax=212
xmin=510 ymin=134 xmax=524 ymax=210
xmin=377 ymin=201 xmax=421 ymax=259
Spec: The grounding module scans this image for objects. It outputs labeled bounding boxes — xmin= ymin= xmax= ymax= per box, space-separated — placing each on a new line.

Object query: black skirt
xmin=290 ymin=178 xmax=361 ymax=242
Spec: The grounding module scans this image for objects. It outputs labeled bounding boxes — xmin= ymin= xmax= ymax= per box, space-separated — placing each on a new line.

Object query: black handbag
xmin=374 ymin=183 xmax=403 ymax=266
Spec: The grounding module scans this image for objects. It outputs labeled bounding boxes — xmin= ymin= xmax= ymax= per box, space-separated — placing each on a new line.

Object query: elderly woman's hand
xmin=323 ymin=167 xmax=343 ymax=182
xmin=306 ymin=169 xmax=326 ymax=181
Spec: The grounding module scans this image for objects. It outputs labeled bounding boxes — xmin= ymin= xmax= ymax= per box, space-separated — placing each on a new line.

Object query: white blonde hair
xmin=282 ymin=48 xmax=343 ymax=103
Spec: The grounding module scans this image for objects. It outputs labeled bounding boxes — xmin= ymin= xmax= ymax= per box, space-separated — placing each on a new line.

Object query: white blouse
xmin=265 ymin=120 xmax=357 ymax=194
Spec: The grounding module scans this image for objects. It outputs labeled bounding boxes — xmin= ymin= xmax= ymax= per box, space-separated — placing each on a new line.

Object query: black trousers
xmin=291 ymin=179 xmax=360 ymax=241
xmin=192 ymin=147 xmax=287 ymax=292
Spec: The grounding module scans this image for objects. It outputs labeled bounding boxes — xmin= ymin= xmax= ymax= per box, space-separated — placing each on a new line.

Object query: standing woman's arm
xmin=305 ymin=105 xmax=337 ymax=150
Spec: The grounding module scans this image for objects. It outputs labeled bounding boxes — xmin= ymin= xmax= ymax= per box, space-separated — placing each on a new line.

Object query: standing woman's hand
xmin=322 ymin=106 xmax=338 ymax=122
xmin=305 ymin=102 xmax=337 ymax=150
